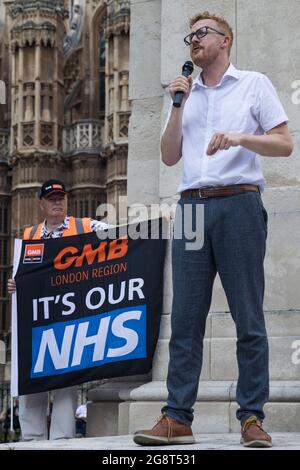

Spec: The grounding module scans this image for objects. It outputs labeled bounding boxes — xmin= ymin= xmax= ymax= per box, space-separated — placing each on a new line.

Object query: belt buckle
xmin=198 ymin=188 xmax=208 ymax=199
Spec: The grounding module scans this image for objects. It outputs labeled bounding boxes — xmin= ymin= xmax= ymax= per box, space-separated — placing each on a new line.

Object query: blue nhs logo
xmin=31 ymin=306 xmax=147 ymax=377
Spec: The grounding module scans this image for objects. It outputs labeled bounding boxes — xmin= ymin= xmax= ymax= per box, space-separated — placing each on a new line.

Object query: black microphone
xmin=173 ymin=60 xmax=194 ymax=108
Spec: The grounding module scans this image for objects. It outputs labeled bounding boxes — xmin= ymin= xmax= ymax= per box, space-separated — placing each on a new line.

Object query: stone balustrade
xmin=63 ymin=120 xmax=103 ymax=155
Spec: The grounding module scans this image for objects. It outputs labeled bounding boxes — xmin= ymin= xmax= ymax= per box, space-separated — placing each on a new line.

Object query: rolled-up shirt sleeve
xmin=255 ymin=75 xmax=289 ymax=132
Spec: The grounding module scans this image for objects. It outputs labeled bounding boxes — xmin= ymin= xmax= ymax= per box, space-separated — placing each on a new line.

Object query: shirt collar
xmin=41 ymin=216 xmax=69 ymax=235
xmin=192 ymin=63 xmax=240 ymax=89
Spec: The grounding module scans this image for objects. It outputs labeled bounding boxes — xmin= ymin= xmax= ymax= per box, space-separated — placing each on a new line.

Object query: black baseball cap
xmin=39 ymin=179 xmax=67 ymax=199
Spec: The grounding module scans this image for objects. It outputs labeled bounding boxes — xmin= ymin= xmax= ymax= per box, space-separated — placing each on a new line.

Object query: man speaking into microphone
xmin=134 ymin=11 xmax=293 ymax=447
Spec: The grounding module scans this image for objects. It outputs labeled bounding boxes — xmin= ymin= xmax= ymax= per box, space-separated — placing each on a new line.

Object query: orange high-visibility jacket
xmin=23 ymin=216 xmax=92 ymax=240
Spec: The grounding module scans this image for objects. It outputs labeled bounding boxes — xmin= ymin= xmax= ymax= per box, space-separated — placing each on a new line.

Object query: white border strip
xmin=11 ymin=239 xmax=22 ymax=397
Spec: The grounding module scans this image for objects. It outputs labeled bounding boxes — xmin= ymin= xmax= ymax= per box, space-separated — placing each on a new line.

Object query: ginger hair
xmin=189 ymin=11 xmax=233 ymax=54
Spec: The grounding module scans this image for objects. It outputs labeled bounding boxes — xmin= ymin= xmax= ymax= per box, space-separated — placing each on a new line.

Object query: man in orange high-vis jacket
xmin=7 ymin=179 xmax=109 ymax=441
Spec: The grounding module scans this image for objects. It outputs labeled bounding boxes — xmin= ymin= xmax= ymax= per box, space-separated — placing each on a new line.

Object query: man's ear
xmin=221 ymin=36 xmax=230 ymax=50
xmin=39 ymin=198 xmax=45 ymax=212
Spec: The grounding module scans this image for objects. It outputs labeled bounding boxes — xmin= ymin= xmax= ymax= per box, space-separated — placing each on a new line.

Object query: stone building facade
xmin=1 ymin=0 xmax=300 ymax=436
xmin=0 ymin=0 xmax=130 ymax=380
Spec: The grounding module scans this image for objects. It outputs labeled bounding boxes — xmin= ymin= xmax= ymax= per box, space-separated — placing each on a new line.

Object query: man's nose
xmin=191 ymin=33 xmax=200 ymax=44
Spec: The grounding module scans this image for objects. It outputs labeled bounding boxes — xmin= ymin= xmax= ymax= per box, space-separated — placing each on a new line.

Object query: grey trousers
xmin=162 ymin=192 xmax=269 ymax=425
xmin=19 ymin=386 xmax=77 ymax=441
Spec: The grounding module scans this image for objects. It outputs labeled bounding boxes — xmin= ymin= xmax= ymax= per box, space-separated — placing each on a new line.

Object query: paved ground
xmin=1 ymin=433 xmax=300 ymax=450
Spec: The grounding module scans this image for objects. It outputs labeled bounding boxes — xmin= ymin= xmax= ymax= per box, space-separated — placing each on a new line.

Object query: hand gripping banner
xmin=11 ymin=219 xmax=166 ymax=396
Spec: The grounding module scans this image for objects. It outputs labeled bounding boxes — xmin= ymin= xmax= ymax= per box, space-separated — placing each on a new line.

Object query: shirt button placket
xmin=202 ymin=88 xmax=216 ymax=180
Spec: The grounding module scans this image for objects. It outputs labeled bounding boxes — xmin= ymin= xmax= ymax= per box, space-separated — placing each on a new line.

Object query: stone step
xmin=126 ymin=380 xmax=300 ymax=434
xmin=86 ymin=380 xmax=300 ymax=435
xmin=154 ymin=311 xmax=300 ymax=381
xmin=1 ymin=433 xmax=300 ymax=450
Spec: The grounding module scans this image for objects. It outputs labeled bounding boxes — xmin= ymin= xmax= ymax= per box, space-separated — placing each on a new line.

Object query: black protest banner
xmin=11 ymin=219 xmax=166 ymax=396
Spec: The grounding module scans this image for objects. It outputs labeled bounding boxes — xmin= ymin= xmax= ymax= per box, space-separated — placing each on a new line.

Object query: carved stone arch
xmin=63 ymin=1 xmax=87 ymax=122
xmin=64 ymin=0 xmax=86 ymax=58
xmin=89 ymin=1 xmax=106 ymax=118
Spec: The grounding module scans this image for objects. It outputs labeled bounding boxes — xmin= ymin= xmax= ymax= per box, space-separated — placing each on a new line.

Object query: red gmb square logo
xmin=23 ymin=244 xmax=44 ymax=263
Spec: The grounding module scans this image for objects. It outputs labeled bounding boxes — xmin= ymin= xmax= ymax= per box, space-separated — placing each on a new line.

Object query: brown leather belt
xmin=181 ymin=184 xmax=259 ymax=199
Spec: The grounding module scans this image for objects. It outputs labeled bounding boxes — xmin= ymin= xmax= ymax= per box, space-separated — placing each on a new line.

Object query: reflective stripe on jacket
xmin=23 ymin=216 xmax=92 ymax=240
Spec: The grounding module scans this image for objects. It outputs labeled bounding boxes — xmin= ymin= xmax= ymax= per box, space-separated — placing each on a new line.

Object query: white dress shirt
xmin=170 ymin=64 xmax=288 ymax=193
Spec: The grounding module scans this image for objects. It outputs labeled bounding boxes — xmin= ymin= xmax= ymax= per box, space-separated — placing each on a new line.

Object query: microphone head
xmin=182 ymin=60 xmax=194 ymax=75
